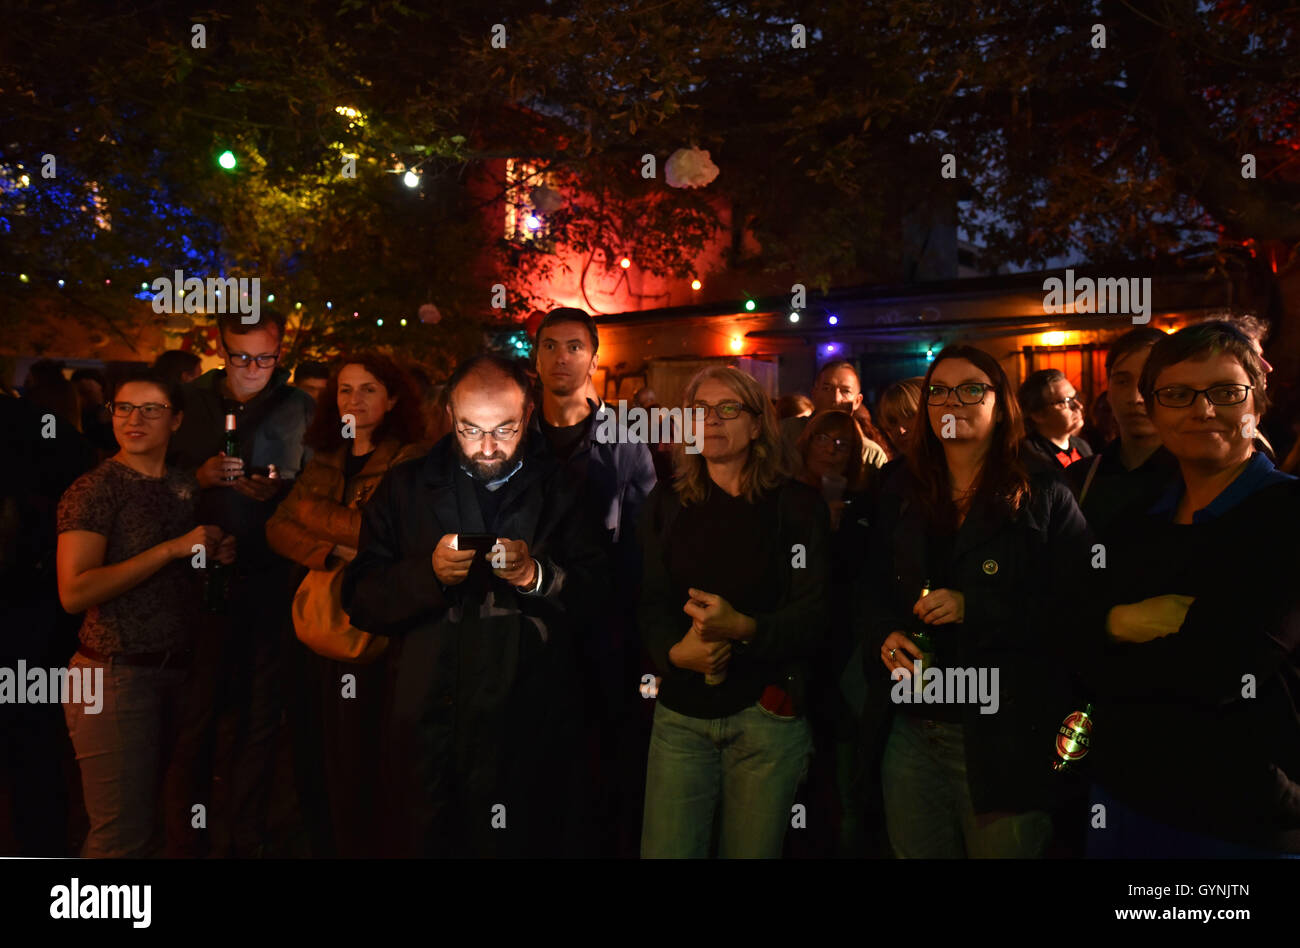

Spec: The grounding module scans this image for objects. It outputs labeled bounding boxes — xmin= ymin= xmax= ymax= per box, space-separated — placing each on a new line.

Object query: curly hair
xmin=303 ymin=352 xmax=426 ymax=452
xmin=672 ymin=365 xmax=791 ymax=505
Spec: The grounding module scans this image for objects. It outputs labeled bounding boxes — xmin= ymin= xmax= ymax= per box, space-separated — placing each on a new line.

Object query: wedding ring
xmin=889 ymin=648 xmax=897 ymax=659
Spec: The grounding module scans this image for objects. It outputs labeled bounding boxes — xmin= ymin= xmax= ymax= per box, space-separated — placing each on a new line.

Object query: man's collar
xmin=460 ymin=458 xmax=524 ymax=492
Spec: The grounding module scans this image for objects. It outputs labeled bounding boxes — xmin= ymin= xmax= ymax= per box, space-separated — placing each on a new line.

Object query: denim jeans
xmin=62 ymin=650 xmax=189 ymax=858
xmin=881 ymin=713 xmax=1052 ymax=858
xmin=641 ymin=701 xmax=813 ymax=858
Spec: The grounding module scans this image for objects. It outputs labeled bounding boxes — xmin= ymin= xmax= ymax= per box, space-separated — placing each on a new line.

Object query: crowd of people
xmin=1 ymin=307 xmax=1298 ymax=859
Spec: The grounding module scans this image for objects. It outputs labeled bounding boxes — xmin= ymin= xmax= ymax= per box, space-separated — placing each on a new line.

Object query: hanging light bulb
xmin=403 ymin=170 xmax=420 ymax=188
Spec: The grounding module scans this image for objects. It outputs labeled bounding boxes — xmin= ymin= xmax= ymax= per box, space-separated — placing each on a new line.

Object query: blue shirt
xmin=1147 ymin=450 xmax=1296 ymax=523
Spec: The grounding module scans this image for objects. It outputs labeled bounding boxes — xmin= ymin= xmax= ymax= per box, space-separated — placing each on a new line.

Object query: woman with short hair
xmin=1086 ymin=321 xmax=1300 ymax=857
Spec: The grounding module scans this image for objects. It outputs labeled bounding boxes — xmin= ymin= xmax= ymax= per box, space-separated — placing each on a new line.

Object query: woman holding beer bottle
xmin=859 ymin=345 xmax=1092 ymax=858
xmin=638 ymin=366 xmax=830 ymax=858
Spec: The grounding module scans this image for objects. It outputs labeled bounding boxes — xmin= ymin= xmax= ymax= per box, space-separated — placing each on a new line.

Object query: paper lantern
xmin=418 ymin=303 xmax=441 ymax=324
xmin=665 ymin=147 xmax=720 ymax=189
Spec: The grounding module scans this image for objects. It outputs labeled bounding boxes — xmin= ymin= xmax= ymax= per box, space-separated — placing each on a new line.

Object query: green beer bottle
xmin=911 ymin=578 xmax=936 ymax=673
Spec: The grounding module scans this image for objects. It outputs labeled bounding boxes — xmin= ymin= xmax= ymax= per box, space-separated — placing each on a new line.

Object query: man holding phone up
xmin=343 ymin=354 xmax=606 ymax=857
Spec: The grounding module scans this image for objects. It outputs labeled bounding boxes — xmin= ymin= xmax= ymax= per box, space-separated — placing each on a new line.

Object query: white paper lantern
xmin=665 ymin=147 xmax=720 ymax=189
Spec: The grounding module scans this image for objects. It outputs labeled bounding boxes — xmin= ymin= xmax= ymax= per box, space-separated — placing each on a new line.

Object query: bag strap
xmin=1078 ymin=453 xmax=1104 ymax=506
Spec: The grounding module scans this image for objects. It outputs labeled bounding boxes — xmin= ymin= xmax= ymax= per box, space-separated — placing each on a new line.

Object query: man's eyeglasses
xmin=227 ymin=353 xmax=279 ymax=368
xmin=109 ymin=402 xmax=172 ymax=420
xmin=690 ymin=400 xmax=755 ymax=420
xmin=456 ymin=425 xmax=521 ymax=442
xmin=926 ymin=383 xmax=993 ymax=406
xmin=812 ymin=433 xmax=853 ymax=452
xmin=1047 ymin=396 xmax=1082 ymax=410
xmin=1153 ymin=383 xmax=1253 ymax=408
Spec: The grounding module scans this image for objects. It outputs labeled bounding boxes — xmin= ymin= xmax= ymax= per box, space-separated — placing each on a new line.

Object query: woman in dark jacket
xmin=860 ymin=345 xmax=1092 ymax=858
xmin=1086 ymin=322 xmax=1300 ymax=857
xmin=639 ymin=365 xmax=830 ymax=858
xmin=266 ymin=352 xmax=428 ymax=857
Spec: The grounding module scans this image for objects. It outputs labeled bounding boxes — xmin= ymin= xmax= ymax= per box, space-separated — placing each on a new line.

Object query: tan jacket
xmin=266 ymin=438 xmax=430 ymax=570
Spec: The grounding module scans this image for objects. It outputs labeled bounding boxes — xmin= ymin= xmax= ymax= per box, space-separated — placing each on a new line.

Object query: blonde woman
xmin=638 ymin=365 xmax=831 ymax=857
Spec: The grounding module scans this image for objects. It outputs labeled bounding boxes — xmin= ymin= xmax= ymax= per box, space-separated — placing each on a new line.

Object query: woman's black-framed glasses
xmin=1152 ymin=383 xmax=1253 ymax=408
xmin=227 ymin=353 xmax=279 ymax=368
xmin=109 ymin=402 xmax=172 ymax=420
xmin=926 ymin=383 xmax=993 ymax=406
xmin=691 ymin=400 xmax=756 ymax=420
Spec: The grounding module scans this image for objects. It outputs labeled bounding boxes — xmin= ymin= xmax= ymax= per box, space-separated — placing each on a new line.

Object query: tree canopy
xmin=2 ymin=0 xmax=1296 ymax=371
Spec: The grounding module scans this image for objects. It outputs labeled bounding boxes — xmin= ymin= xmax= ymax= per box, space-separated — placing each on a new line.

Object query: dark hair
xmin=293 ymin=360 xmax=330 ymax=384
xmin=152 ymin=349 xmax=202 ymax=385
xmin=1017 ymin=368 xmax=1068 ymax=433
xmin=216 ymin=311 xmax=287 ymax=348
xmin=815 ymin=359 xmax=861 ymax=388
xmin=776 ymin=393 xmax=813 ymax=419
xmin=24 ymin=370 xmax=82 ymax=430
xmin=446 ymin=353 xmax=536 ymax=414
xmin=535 ymin=307 xmax=599 ymax=354
xmin=110 ymin=367 xmax=185 ymax=415
xmin=303 ymin=352 xmax=426 ymax=452
xmin=797 ymin=409 xmax=867 ymax=490
xmin=1105 ymin=326 xmax=1166 ymax=374
xmin=909 ymin=345 xmax=1030 ymax=530
xmin=1140 ymin=320 xmax=1270 ymax=419
xmin=71 ymin=367 xmax=107 ymax=388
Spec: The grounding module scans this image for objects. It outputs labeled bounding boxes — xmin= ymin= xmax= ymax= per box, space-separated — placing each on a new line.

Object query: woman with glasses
xmin=1017 ymin=368 xmax=1093 ymax=473
xmin=638 ymin=366 xmax=831 ymax=857
xmin=860 ymin=345 xmax=1092 ymax=858
xmin=56 ymin=369 xmax=235 ymax=856
xmin=266 ymin=353 xmax=428 ymax=857
xmin=1084 ymin=321 xmax=1300 ymax=857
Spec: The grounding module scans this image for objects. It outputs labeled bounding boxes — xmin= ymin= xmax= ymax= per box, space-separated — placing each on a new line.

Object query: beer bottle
xmin=222 ymin=412 xmax=239 ymax=481
xmin=911 ymin=578 xmax=936 ymax=673
xmin=1052 ymin=703 xmax=1094 ymax=773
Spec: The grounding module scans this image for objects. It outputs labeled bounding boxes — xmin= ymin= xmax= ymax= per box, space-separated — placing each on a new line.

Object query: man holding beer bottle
xmin=166 ymin=311 xmax=315 ymax=856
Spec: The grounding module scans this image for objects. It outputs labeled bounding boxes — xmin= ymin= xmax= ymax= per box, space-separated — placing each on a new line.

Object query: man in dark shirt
xmin=166 ymin=311 xmax=315 ymax=857
xmin=1066 ymin=328 xmax=1177 ymax=541
xmin=342 ymin=354 xmax=604 ymax=856
xmin=530 ymin=307 xmax=656 ymax=856
xmin=1018 ymin=368 xmax=1093 ymax=473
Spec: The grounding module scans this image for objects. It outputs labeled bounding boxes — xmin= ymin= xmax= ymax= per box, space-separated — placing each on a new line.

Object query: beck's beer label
xmin=1052 ymin=705 xmax=1093 ymax=773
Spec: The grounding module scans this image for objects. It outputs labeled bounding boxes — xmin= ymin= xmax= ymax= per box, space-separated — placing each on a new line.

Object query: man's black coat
xmin=341 ymin=433 xmax=607 ymax=856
